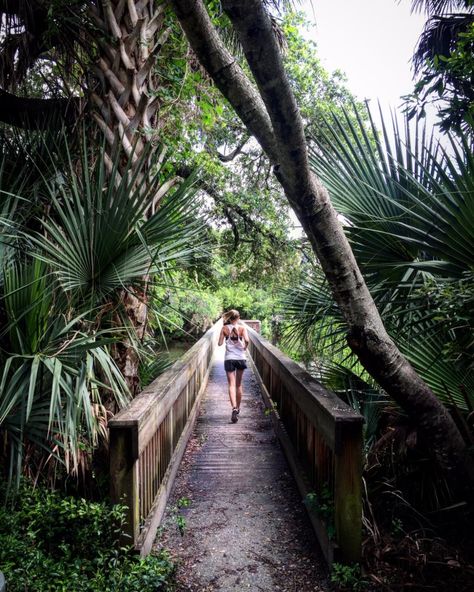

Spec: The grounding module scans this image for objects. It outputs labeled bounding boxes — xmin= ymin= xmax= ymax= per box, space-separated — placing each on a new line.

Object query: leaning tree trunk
xmin=171 ymin=0 xmax=472 ymax=475
xmin=87 ymin=0 xmax=171 ymax=394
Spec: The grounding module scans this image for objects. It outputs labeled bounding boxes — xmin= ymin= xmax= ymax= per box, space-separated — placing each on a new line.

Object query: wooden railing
xmin=246 ymin=326 xmax=363 ymax=564
xmin=110 ymin=318 xmax=362 ymax=563
xmin=109 ymin=321 xmax=221 ymax=555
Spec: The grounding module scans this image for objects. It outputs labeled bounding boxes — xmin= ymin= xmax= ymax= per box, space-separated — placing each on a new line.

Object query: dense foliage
xmin=0 ymin=482 xmax=175 ymax=592
xmin=0 ymin=2 xmax=473 ymax=589
xmin=406 ymin=0 xmax=474 ymax=135
xmin=150 ymin=264 xmax=282 ymax=342
xmin=0 ymin=129 xmax=205 ymax=486
xmin=283 ymin=105 xmax=474 ymax=411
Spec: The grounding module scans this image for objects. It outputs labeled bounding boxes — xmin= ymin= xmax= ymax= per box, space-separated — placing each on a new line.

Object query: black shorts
xmin=224 ymin=359 xmax=247 ymax=372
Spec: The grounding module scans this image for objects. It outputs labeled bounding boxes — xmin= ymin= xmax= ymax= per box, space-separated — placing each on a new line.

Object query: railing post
xmin=110 ymin=426 xmax=140 ymax=546
xmin=243 ymin=319 xmax=261 ymax=333
xmin=334 ymin=421 xmax=363 ymax=563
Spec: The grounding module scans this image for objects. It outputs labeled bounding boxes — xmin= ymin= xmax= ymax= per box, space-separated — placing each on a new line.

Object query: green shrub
xmin=0 ymin=482 xmax=175 ymax=592
xmin=331 ymin=562 xmax=367 ymax=591
xmin=217 ymin=283 xmax=275 ymax=338
xmin=178 ymin=291 xmax=222 ymax=335
xmin=152 ymin=281 xmax=277 ymax=341
xmin=151 ymin=285 xmax=221 ymax=339
xmin=304 ymin=485 xmax=335 ymax=540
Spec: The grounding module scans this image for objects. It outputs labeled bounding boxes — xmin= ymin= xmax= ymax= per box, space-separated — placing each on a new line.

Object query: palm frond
xmin=0 ymin=129 xmax=209 ymax=486
xmin=413 ymin=13 xmax=474 ymax=73
xmin=310 ymin=106 xmax=474 ymax=282
xmin=0 ymin=261 xmax=130 ymax=487
xmin=279 ymin=270 xmax=344 ymax=353
xmin=280 ymin=104 xmax=474 ymax=411
xmin=29 ymin=140 xmax=206 ymax=301
xmin=410 ymin=1 xmax=473 ymax=16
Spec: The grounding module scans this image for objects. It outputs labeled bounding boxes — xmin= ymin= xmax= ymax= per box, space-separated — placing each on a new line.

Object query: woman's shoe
xmin=231 ymin=408 xmax=239 ymax=423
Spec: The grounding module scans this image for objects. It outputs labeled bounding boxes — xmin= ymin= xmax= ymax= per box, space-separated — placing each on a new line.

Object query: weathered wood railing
xmin=109 ymin=321 xmax=221 ymax=555
xmin=246 ymin=326 xmax=363 ymax=564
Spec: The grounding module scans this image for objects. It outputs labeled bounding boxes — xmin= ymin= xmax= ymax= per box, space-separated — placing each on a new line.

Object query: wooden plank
xmin=243 ymin=319 xmax=261 ymax=333
xmin=334 ymin=421 xmax=363 ymax=563
xmin=109 ymin=320 xmax=221 ymax=550
xmin=110 ymin=323 xmax=221 ymax=456
xmin=110 ymin=427 xmax=140 ymax=545
xmin=249 ymin=329 xmax=361 ymax=421
xmin=110 ymin=323 xmax=220 ymax=429
xmin=247 ymin=331 xmax=362 ymax=450
xmin=248 ymin=329 xmax=363 ymax=565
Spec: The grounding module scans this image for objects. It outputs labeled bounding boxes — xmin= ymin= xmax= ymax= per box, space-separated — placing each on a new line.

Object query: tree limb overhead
xmin=171 ymin=0 xmax=279 ymax=163
xmin=0 ymin=89 xmax=81 ymax=129
xmin=172 ymin=0 xmax=472 ymax=474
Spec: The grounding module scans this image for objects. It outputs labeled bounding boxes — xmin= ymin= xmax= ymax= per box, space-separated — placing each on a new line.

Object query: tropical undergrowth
xmin=0 ymin=126 xmax=206 ymax=490
xmin=286 ymin=106 xmax=473 ymax=413
xmin=0 ymin=480 xmax=175 ymax=592
xmin=150 ymin=270 xmax=278 ymax=343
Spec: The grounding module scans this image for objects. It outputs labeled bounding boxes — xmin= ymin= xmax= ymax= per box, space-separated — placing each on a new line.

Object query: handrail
xmin=109 ymin=320 xmax=221 ymax=555
xmin=246 ymin=326 xmax=363 ymax=564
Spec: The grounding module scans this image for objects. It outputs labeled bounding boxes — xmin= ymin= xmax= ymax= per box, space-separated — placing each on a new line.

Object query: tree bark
xmin=87 ymin=1 xmax=169 ymax=163
xmin=171 ymin=0 xmax=471 ymax=473
xmin=0 ymin=89 xmax=80 ymax=129
xmin=170 ymin=0 xmax=279 ymax=162
xmin=87 ymin=0 xmax=173 ymax=392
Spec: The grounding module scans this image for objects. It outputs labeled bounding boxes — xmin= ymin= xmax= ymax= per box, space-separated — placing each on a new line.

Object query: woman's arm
xmin=218 ymin=326 xmax=226 ymax=346
xmin=241 ymin=326 xmax=250 ymax=349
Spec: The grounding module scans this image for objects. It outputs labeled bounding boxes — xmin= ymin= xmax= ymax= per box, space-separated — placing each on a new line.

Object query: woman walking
xmin=218 ymin=309 xmax=249 ymax=423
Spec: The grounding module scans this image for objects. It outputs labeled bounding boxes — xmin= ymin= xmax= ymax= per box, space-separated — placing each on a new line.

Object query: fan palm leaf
xmin=283 ymin=104 xmax=473 ymax=409
xmin=0 ymin=130 xmax=208 ymax=486
xmin=0 ymin=259 xmax=130 ymax=487
xmin=29 ymin=139 xmax=206 ymax=301
xmin=413 ymin=13 xmax=474 ymax=73
xmin=310 ymin=107 xmax=473 ymax=281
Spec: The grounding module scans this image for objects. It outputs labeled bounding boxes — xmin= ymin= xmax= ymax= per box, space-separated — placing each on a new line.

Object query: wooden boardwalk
xmin=156 ymin=346 xmax=328 ymax=591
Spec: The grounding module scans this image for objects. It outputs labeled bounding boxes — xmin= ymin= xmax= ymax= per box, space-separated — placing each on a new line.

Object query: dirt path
xmin=155 ymin=347 xmax=328 ymax=591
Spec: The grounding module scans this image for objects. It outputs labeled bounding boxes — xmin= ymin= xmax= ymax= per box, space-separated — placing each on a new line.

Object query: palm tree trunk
xmin=89 ymin=1 xmax=169 ymax=160
xmin=88 ymin=1 xmax=170 ymax=393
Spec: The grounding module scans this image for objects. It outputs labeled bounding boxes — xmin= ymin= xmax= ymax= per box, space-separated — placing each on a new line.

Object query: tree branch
xmin=175 ymin=163 xmax=286 ymax=247
xmin=0 ymin=89 xmax=81 ymax=129
xmin=172 ymin=0 xmax=471 ymax=473
xmin=221 ymin=0 xmax=312 ymax=192
xmin=216 ymin=135 xmax=250 ymax=162
xmin=171 ymin=0 xmax=279 ymax=163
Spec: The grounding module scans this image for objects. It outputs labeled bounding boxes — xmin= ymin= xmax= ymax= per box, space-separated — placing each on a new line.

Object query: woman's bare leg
xmin=226 ymin=371 xmax=237 ymax=408
xmin=236 ymin=369 xmax=244 ymax=410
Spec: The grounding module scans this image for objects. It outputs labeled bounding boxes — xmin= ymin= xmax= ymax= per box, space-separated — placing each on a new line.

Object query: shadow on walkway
xmin=155 ymin=347 xmax=328 ymax=591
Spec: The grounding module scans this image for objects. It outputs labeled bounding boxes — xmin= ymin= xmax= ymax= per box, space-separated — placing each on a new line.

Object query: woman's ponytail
xmin=222 ymin=309 xmax=240 ymax=324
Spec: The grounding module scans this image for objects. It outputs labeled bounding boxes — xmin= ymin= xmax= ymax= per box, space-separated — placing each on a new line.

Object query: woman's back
xmin=224 ymin=323 xmax=247 ymax=360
